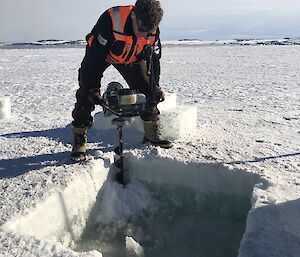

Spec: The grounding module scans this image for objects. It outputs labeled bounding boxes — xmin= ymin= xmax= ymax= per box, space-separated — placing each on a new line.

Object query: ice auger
xmin=98 ymin=82 xmax=146 ymax=185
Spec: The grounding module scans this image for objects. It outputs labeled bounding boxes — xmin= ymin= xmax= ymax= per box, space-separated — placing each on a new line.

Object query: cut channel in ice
xmin=3 ymin=156 xmax=265 ymax=257
xmin=72 ymin=155 xmax=263 ymax=257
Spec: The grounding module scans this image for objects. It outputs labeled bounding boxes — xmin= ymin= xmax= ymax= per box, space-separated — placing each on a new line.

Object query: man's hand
xmin=154 ymin=86 xmax=165 ymax=102
xmin=88 ymin=88 xmax=102 ymax=105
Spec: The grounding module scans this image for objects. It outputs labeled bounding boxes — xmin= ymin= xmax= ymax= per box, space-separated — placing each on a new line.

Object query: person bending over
xmin=71 ymin=0 xmax=173 ymax=161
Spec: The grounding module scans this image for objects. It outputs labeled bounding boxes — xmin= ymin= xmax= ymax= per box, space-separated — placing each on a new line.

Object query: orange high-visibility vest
xmin=105 ymin=5 xmax=157 ymax=65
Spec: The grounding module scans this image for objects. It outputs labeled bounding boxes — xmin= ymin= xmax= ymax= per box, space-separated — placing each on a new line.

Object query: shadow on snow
xmin=0 ymin=151 xmax=71 ymax=178
xmin=225 ymin=152 xmax=300 ymax=165
xmin=0 ymin=124 xmax=143 ymax=179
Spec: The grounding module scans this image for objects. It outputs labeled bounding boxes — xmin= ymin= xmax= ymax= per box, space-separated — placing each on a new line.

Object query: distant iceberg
xmin=163 ymin=38 xmax=300 ymax=46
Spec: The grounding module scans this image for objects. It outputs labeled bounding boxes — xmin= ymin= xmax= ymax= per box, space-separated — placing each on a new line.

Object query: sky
xmin=0 ymin=0 xmax=299 ymax=42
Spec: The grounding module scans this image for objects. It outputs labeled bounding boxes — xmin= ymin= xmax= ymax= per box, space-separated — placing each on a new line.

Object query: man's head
xmin=134 ymin=0 xmax=163 ymax=33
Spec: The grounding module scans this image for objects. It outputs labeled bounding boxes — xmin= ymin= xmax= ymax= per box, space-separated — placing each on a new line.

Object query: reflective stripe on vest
xmin=111 ymin=6 xmax=128 ymax=39
xmin=106 ymin=5 xmax=156 ymax=65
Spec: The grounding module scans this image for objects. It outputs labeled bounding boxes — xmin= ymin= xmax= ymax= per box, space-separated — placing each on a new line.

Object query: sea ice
xmin=0 ymin=96 xmax=11 ymax=119
xmin=93 ymin=93 xmax=197 ymax=139
xmin=125 ymin=236 xmax=144 ymax=256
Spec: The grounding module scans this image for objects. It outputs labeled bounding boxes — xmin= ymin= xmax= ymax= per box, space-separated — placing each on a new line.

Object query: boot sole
xmin=143 ymin=138 xmax=173 ymax=149
xmin=70 ymin=153 xmax=87 ymax=162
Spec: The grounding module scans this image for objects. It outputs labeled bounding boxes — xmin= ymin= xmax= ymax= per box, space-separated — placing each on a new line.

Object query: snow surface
xmin=0 ymin=44 xmax=300 ymax=257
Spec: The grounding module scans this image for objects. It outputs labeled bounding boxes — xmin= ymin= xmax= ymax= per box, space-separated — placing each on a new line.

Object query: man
xmin=71 ymin=0 xmax=173 ymax=162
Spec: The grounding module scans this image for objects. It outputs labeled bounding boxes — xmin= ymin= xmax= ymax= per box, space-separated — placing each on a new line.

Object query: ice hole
xmin=73 ymin=155 xmax=262 ymax=257
xmin=3 ymin=157 xmax=263 ymax=257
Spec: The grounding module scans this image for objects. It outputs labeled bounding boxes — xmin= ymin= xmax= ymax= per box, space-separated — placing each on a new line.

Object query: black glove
xmin=88 ymin=88 xmax=102 ymax=105
xmin=154 ymin=86 xmax=165 ymax=102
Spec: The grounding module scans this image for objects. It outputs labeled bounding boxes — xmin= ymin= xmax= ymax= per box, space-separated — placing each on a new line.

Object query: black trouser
xmin=72 ymin=60 xmax=160 ymax=128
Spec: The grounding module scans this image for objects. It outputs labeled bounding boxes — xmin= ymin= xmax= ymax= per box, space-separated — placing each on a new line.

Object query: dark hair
xmin=135 ymin=0 xmax=163 ymax=31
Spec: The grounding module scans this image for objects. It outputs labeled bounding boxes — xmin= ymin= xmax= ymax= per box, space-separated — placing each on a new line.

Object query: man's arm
xmin=152 ymin=28 xmax=162 ymax=86
xmin=79 ymin=11 xmax=113 ymax=92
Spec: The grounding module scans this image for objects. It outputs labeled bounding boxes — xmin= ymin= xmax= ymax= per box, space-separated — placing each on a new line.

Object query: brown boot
xmin=71 ymin=127 xmax=88 ymax=162
xmin=143 ymin=121 xmax=173 ymax=149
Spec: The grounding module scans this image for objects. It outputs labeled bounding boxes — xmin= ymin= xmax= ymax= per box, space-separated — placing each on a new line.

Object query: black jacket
xmin=79 ymin=9 xmax=162 ymax=91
